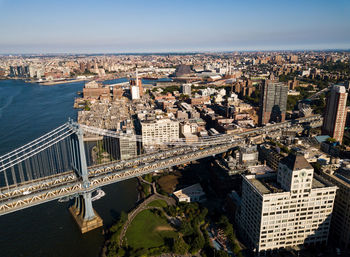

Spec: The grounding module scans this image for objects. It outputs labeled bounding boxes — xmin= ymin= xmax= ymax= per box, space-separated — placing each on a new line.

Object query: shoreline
xmin=0 ymin=77 xmax=90 ymax=85
xmin=100 ymin=179 xmax=145 ymax=257
xmin=38 ymin=78 xmax=90 ymax=85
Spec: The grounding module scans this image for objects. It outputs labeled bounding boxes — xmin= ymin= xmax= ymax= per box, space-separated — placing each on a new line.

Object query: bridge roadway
xmin=0 ymin=115 xmax=322 ymax=215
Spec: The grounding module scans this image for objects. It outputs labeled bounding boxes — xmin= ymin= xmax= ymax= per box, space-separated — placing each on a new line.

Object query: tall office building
xmin=131 ymin=86 xmax=140 ymax=100
xmin=180 ymin=84 xmax=192 ymax=95
xmin=321 ymin=166 xmax=350 ymax=248
xmin=238 ymin=153 xmax=337 ymax=254
xmin=259 ymin=81 xmax=288 ymax=125
xmin=322 ymin=85 xmax=348 ymax=144
xmin=130 ymin=69 xmax=143 ymax=97
xmin=118 ymin=131 xmax=138 ymax=160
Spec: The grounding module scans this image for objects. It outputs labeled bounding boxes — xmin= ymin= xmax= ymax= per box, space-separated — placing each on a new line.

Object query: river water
xmin=0 ymin=79 xmax=138 ymax=257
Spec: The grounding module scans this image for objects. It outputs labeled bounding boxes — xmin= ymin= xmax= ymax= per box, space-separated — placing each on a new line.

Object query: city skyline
xmin=0 ymin=0 xmax=350 ymax=54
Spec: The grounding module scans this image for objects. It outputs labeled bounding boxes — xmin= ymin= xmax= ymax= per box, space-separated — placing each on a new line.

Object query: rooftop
xmin=333 ymin=167 xmax=350 ymax=185
xmin=280 ymin=153 xmax=313 ymax=171
xmin=250 ymin=178 xmax=271 ymax=194
xmin=312 ymin=178 xmax=326 ymax=188
xmin=247 ymin=173 xmax=329 ymax=194
xmin=173 ymin=183 xmax=205 ymax=199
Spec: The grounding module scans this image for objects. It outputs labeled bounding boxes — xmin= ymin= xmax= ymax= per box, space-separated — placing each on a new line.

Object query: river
xmin=0 ymin=79 xmax=138 ymax=257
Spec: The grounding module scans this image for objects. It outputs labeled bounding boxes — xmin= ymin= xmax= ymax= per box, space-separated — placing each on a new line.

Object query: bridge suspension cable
xmin=0 ymin=124 xmax=76 ymax=190
xmin=0 ymin=124 xmax=71 ymax=162
xmin=79 ymin=124 xmax=235 ymax=146
xmin=0 ymin=128 xmax=74 ymax=172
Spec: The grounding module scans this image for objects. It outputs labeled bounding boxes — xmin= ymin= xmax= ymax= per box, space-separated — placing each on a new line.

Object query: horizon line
xmin=1 ymin=48 xmax=350 ymax=56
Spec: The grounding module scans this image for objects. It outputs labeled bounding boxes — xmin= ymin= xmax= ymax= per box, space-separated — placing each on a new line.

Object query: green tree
xmin=326 ymin=137 xmax=337 ymax=143
xmin=179 ymin=222 xmax=193 ymax=236
xmin=116 ymin=248 xmax=125 ymax=256
xmin=216 ymin=250 xmax=230 ymax=257
xmin=173 ymin=236 xmax=190 ymax=255
xmin=143 ymin=173 xmax=152 ymax=183
xmin=191 ymin=235 xmax=205 ymax=253
xmin=287 ymin=95 xmax=302 ymax=111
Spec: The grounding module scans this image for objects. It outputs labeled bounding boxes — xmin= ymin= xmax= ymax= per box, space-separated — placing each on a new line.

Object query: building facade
xmin=258 ymin=144 xmax=284 ymax=171
xmin=259 ymin=81 xmax=288 ymax=125
xmin=322 ymin=85 xmax=348 ymax=144
xmin=173 ymin=183 xmax=206 ymax=203
xmin=180 ymin=83 xmax=192 ymax=95
xmin=141 ymin=119 xmax=179 ymax=148
xmin=118 ymin=133 xmax=138 ymax=160
xmin=130 ymin=77 xmax=143 ymax=97
xmin=239 ymin=153 xmax=337 ymax=254
xmin=321 ymin=166 xmax=350 ymax=248
xmin=131 ymin=85 xmax=140 ymax=100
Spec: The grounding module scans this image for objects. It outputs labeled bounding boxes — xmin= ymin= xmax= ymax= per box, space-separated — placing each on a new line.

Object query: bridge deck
xmin=0 ymin=115 xmax=322 ymax=215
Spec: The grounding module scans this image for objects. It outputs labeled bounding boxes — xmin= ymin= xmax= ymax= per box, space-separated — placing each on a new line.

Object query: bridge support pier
xmin=69 ymin=192 xmax=103 ymax=233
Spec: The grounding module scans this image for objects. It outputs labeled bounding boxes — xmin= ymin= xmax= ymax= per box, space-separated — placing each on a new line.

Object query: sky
xmin=0 ymin=0 xmax=349 ymax=54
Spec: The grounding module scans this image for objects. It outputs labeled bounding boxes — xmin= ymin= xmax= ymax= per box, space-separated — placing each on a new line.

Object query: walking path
xmin=138 ymin=176 xmax=159 ymax=196
xmin=118 ymin=177 xmax=176 ymax=246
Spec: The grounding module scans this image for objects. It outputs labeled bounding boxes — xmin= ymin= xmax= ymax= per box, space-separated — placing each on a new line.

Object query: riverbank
xmin=38 ymin=78 xmax=90 ymax=85
xmin=100 ymin=178 xmax=149 ymax=257
xmin=101 ymin=169 xmax=214 ymax=257
xmin=102 ymin=193 xmax=212 ymax=257
xmin=0 ymin=76 xmax=90 ymax=85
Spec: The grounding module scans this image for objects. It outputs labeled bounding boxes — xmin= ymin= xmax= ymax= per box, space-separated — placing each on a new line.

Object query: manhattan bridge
xmin=0 ymin=115 xmax=322 ymax=233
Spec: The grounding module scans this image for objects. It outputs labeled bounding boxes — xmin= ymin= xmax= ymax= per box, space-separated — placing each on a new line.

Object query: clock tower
xmin=277 ymin=153 xmax=314 ymax=194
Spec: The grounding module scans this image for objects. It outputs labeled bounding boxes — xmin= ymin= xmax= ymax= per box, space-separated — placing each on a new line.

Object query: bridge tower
xmin=68 ymin=120 xmax=103 ymax=233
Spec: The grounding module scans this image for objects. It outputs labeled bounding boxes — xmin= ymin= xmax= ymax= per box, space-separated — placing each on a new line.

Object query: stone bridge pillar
xmin=69 ymin=192 xmax=103 ymax=233
xmin=68 ymin=120 xmax=103 ymax=233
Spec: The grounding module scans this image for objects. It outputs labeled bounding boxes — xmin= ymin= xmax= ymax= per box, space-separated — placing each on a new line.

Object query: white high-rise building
xmin=118 ymin=131 xmax=137 ymax=160
xmin=180 ymin=84 xmax=192 ymax=95
xmin=238 ymin=153 xmax=337 ymax=254
xmin=141 ymin=119 xmax=179 ymax=148
xmin=131 ymin=85 xmax=140 ymax=100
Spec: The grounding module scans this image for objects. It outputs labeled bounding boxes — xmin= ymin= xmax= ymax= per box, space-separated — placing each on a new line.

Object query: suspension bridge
xmin=0 ymin=115 xmax=322 ymax=233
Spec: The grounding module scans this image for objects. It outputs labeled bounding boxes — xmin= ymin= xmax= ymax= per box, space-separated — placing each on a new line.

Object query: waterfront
xmin=0 ymin=80 xmax=138 ymax=257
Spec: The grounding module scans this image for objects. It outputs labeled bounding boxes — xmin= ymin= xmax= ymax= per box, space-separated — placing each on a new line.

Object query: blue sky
xmin=0 ymin=0 xmax=349 ymax=53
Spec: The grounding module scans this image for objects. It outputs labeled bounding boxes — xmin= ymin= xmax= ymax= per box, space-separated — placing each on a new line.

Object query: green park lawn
xmin=147 ymin=199 xmax=168 ymax=208
xmin=125 ymin=209 xmax=176 ymax=250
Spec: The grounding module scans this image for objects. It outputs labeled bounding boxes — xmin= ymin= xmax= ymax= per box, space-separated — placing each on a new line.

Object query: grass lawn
xmin=147 ymin=199 xmax=168 ymax=208
xmin=125 ymin=209 xmax=177 ymax=249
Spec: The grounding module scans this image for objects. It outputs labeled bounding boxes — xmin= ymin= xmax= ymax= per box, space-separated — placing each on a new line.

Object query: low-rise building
xmin=258 ymin=143 xmax=284 ymax=171
xmin=173 ymin=183 xmax=206 ymax=203
xmin=83 ymin=81 xmax=110 ymax=100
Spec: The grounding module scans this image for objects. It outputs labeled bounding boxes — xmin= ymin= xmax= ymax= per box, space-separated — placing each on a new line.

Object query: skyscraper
xmin=130 ymin=68 xmax=143 ymax=98
xmin=180 ymin=83 xmax=191 ymax=95
xmin=238 ymin=153 xmax=337 ymax=254
xmin=322 ymin=85 xmax=348 ymax=144
xmin=136 ymin=68 xmax=143 ymax=97
xmin=321 ymin=167 xmax=350 ymax=248
xmin=131 ymin=85 xmax=140 ymax=100
xmin=259 ymin=81 xmax=288 ymax=125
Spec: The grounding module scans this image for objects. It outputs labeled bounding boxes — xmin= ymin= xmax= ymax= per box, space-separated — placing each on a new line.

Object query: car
xmin=22 ymin=190 xmax=31 ymax=195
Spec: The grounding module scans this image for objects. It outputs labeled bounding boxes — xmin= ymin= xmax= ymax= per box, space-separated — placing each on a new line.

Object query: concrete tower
xmin=259 ymin=81 xmax=288 ymax=125
xmin=322 ymin=85 xmax=348 ymax=144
